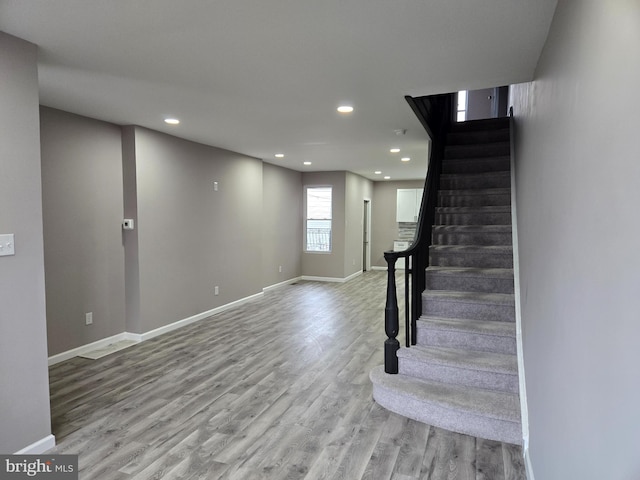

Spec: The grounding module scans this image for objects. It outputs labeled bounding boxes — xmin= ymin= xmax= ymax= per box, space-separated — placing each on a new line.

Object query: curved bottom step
xmin=370 ymin=365 xmax=521 ymax=445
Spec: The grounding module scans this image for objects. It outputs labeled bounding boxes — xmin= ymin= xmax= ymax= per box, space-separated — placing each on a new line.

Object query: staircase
xmin=370 ymin=117 xmax=521 ymax=445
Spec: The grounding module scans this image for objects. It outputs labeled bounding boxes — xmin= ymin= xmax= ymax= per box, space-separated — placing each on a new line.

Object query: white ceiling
xmin=0 ymin=0 xmax=556 ymax=180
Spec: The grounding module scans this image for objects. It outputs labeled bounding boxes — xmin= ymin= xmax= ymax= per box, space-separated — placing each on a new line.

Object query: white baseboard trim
xmin=48 ymin=291 xmax=265 ymax=364
xmin=344 ymin=270 xmax=363 ymax=282
xmin=136 ymin=291 xmax=264 ymax=342
xmin=302 ymin=270 xmax=362 ymax=283
xmin=370 ymin=266 xmax=387 ymax=271
xmin=524 ymin=447 xmax=535 ymax=480
xmin=301 ymin=275 xmax=346 ymax=283
xmin=48 ymin=332 xmax=139 ymax=366
xmin=263 ymin=276 xmax=303 ymax=292
xmin=14 ymin=434 xmax=56 ymax=454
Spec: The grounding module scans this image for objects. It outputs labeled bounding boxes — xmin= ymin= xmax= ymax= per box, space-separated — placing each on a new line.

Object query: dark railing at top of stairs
xmin=383 ymin=93 xmax=454 ymax=374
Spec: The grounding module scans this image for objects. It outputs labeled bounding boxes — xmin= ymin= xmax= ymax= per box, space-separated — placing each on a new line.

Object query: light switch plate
xmin=0 ymin=234 xmax=15 ymax=256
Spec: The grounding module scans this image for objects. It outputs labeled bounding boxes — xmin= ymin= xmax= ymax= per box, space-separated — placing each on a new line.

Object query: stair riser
xmin=430 ymin=251 xmax=514 ymax=268
xmin=445 ymin=143 xmax=510 ymax=159
xmin=432 ymin=231 xmax=512 ymax=246
xmin=447 ymin=129 xmax=510 ymax=145
xmin=440 ymin=174 xmax=511 ymax=190
xmin=442 ymin=157 xmax=511 ymax=174
xmin=416 ymin=327 xmax=517 ymax=355
xmin=438 ymin=193 xmax=511 ymax=208
xmin=422 ymin=299 xmax=515 ymax=322
xmin=371 ymin=383 xmax=521 ymax=445
xmin=436 ymin=212 xmax=512 ymax=225
xmin=425 ymin=274 xmax=514 ymax=294
xmin=398 ymin=357 xmax=519 ymax=393
xmin=450 ymin=118 xmax=510 ymax=133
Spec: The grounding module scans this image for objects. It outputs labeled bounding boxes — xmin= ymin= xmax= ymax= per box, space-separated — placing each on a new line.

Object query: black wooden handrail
xmin=383 ymin=93 xmax=453 ymax=374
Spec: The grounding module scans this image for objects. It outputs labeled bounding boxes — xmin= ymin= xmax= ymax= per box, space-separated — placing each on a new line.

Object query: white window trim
xmin=304 ymin=185 xmax=333 ymax=254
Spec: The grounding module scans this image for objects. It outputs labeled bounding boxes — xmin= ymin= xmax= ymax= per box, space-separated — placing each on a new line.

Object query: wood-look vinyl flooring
xmin=48 ymin=271 xmax=526 ymax=480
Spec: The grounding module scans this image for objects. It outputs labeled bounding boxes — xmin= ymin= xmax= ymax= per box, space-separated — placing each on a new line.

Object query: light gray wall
xmin=128 ymin=127 xmax=265 ymax=333
xmin=466 ymin=88 xmax=495 ymax=120
xmin=37 ymin=115 xmax=304 ymax=351
xmin=40 ymin=108 xmax=126 ymax=355
xmin=301 ymin=171 xmax=346 ymax=278
xmin=344 ymin=172 xmax=374 ymax=276
xmin=510 ymin=1 xmax=640 ymax=478
xmin=371 ymin=180 xmax=425 ymax=267
xmin=262 ymin=163 xmax=303 ymax=287
xmin=121 ymin=126 xmax=141 ymax=334
xmin=0 ymin=32 xmax=52 ymax=453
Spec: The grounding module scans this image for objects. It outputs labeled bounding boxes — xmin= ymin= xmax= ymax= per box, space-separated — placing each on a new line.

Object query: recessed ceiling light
xmin=275 ymin=153 xmax=284 ymax=158
xmin=337 ymin=105 xmax=354 ymax=113
xmin=390 ymin=148 xmax=400 ymax=153
xmin=401 ymin=157 xmax=411 ymax=162
xmin=374 ymin=171 xmax=382 ymax=175
xmin=164 ymin=118 xmax=180 ymax=125
xmin=384 ymin=176 xmax=391 ymax=180
xmin=304 ymin=161 xmax=312 ymax=165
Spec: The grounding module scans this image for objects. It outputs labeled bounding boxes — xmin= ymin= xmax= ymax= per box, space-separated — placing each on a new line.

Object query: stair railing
xmin=383 ymin=93 xmax=453 ymax=374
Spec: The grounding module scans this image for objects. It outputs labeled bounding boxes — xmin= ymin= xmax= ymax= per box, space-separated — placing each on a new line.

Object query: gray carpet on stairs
xmin=370 ymin=366 xmax=522 ymax=445
xmin=370 ymin=117 xmax=521 ymax=445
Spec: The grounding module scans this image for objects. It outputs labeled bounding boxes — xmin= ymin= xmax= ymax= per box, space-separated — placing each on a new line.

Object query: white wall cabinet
xmin=396 ymin=188 xmax=423 ymax=223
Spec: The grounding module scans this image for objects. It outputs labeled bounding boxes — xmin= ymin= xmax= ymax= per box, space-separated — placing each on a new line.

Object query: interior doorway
xmin=457 ymin=86 xmax=509 ymax=121
xmin=363 ymin=199 xmax=371 ymax=271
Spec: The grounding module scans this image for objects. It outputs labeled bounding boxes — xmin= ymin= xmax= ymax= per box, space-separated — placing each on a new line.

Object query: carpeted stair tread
xmin=430 ymin=245 xmax=514 ymax=269
xmin=440 ymin=171 xmax=511 ymax=182
xmin=449 ymin=118 xmax=509 ymax=132
xmin=442 ymin=156 xmax=511 ymax=174
xmin=370 ymin=366 xmax=520 ymax=422
xmin=426 ymin=267 xmax=514 ymax=294
xmin=440 ymin=171 xmax=511 ymax=190
xmin=432 ymin=224 xmax=512 ymax=233
xmin=447 ymin=128 xmax=510 ymax=145
xmin=418 ymin=316 xmax=516 ymax=337
xmin=426 ymin=266 xmax=514 ymax=281
xmin=423 ymin=290 xmax=515 ymax=307
xmin=396 ymin=345 xmax=519 ymax=393
xmin=370 ymin=366 xmax=521 ymax=444
xmin=439 ymin=187 xmax=511 ymax=197
xmin=397 ymin=345 xmax=517 ymax=376
xmin=431 ymin=226 xmax=513 ymax=247
xmin=416 ymin=317 xmax=517 ymax=354
xmin=430 ymin=245 xmax=513 ymax=255
xmin=436 ymin=205 xmax=511 ymax=214
xmin=422 ymin=290 xmax=515 ymax=323
xmin=444 ymin=142 xmax=510 ymax=159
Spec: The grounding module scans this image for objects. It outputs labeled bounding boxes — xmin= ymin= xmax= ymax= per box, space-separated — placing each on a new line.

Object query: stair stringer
xmin=509 ymin=110 xmax=530 ymax=456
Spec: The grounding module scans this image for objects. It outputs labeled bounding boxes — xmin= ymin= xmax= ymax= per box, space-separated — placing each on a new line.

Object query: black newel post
xmin=384 ymin=251 xmax=399 ymax=374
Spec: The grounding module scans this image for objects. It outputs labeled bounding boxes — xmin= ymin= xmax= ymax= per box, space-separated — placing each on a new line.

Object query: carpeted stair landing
xmin=370 ymin=116 xmax=521 ymax=445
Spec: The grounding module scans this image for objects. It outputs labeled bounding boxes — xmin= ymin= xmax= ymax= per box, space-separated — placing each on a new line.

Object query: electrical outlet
xmin=353 ymin=259 xmax=356 ymax=265
xmin=278 ymin=265 xmax=282 ymax=273
xmin=85 ymin=312 xmax=93 ymax=325
xmin=214 ymin=286 xmax=219 ymax=295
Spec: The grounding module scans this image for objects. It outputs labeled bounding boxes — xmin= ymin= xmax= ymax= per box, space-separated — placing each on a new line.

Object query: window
xmin=456 ymin=90 xmax=467 ymax=122
xmin=306 ymin=186 xmax=332 ymax=252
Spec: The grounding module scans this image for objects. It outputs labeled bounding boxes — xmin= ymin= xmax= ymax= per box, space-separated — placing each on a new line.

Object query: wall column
xmin=0 ymin=32 xmax=54 ymax=453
